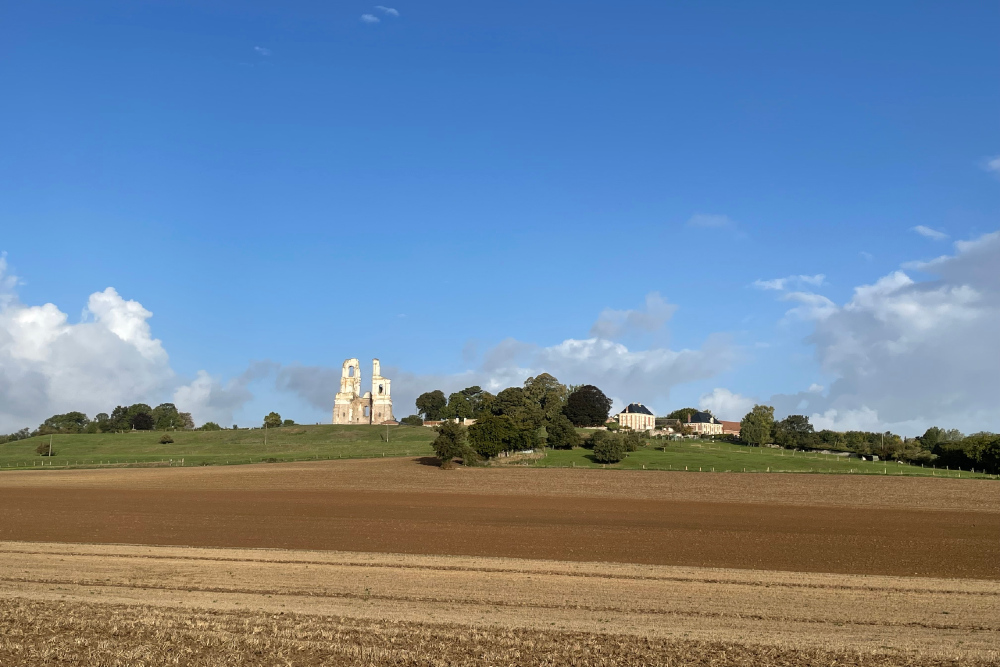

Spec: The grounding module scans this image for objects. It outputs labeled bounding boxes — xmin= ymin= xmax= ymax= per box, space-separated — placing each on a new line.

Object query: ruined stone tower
xmin=332 ymin=358 xmax=393 ymax=425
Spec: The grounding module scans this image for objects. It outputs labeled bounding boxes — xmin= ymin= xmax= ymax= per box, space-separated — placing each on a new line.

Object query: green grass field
xmin=2 ymin=427 xmax=994 ymax=479
xmin=533 ymin=437 xmax=996 ymax=479
xmin=0 ymin=425 xmax=435 ymax=470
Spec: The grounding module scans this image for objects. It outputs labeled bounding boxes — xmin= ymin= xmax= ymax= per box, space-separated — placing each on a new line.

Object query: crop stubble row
xmin=1 ymin=542 xmax=998 ymax=665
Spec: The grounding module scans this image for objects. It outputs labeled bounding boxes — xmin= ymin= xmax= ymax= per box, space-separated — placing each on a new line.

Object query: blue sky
xmin=1 ymin=1 xmax=998 ymax=434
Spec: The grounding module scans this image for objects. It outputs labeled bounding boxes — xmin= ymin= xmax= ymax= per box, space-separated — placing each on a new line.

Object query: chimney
xmin=687 ymin=413 xmax=691 ymax=423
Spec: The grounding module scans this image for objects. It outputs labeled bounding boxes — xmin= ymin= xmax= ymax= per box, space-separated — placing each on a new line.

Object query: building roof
xmin=621 ymin=403 xmax=654 ymax=416
xmin=688 ymin=411 xmax=720 ymax=424
xmin=720 ymin=420 xmax=741 ymax=431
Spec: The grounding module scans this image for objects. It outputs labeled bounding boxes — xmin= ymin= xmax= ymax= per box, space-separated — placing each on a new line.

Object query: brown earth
xmin=2 ymin=542 xmax=998 ymax=665
xmin=0 ymin=458 xmax=997 ymax=579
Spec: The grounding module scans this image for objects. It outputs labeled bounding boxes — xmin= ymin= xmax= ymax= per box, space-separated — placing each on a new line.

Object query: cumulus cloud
xmin=360 ymin=13 xmax=380 ymax=23
xmin=752 ymin=274 xmax=826 ymax=291
xmin=770 ymin=230 xmax=1000 ymax=434
xmin=274 ymin=299 xmax=737 ymax=419
xmin=375 ymin=5 xmax=400 ymax=16
xmin=253 ymin=46 xmax=271 ymax=56
xmin=911 ymin=225 xmax=948 ymax=241
xmin=686 ymin=213 xmax=736 ymax=229
xmin=590 ymin=292 xmax=676 ymax=339
xmin=698 ymin=388 xmax=754 ymax=420
xmin=0 ymin=259 xmax=258 ymax=431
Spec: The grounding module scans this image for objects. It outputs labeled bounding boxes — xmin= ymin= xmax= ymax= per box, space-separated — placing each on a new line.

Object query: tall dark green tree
xmin=545 ymin=413 xmax=582 ymax=449
xmin=263 ymin=412 xmax=282 ymax=429
xmin=523 ymin=373 xmax=568 ymax=422
xmin=772 ymin=414 xmax=815 ymax=449
xmin=415 ymin=390 xmax=447 ymax=420
xmin=740 ymin=405 xmax=774 ymax=447
xmin=468 ymin=414 xmax=517 ymax=458
xmin=431 ymin=420 xmax=474 ymax=468
xmin=563 ymin=385 xmax=613 ymax=427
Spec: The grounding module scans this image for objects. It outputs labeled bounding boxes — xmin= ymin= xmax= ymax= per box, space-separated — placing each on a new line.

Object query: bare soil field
xmin=1 ymin=458 xmax=997 ymax=579
xmin=1 ymin=542 xmax=998 ymax=665
xmin=1 ymin=459 xmax=997 ymax=665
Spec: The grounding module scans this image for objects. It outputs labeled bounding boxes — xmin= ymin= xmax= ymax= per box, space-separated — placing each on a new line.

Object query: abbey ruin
xmin=332 ymin=358 xmax=394 ymax=425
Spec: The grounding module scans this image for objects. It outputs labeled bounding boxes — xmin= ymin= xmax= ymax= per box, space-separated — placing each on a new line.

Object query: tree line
xmin=412 ymin=376 xmax=622 ymax=467
xmin=737 ymin=405 xmax=1000 ymax=474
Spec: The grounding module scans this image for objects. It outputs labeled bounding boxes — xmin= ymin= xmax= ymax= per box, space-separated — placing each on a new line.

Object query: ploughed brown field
xmin=1 ymin=458 xmax=997 ymax=665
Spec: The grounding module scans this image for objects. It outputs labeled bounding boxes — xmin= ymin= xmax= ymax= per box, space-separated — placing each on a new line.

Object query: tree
xmin=545 ymin=413 xmax=582 ymax=449
xmin=492 ymin=387 xmax=543 ymax=431
xmin=666 ymin=408 xmax=700 ymax=423
xmin=416 ymin=390 xmax=447 ymax=420
xmin=440 ymin=392 xmax=473 ymax=420
xmin=431 ymin=420 xmax=473 ymax=468
xmin=283 ymin=419 xmax=295 ymax=426
xmin=178 ymin=412 xmax=195 ymax=430
xmin=523 ymin=373 xmax=568 ymax=422
xmin=591 ymin=430 xmax=626 ymax=463
xmin=400 ymin=415 xmax=424 ymax=426
xmin=131 ymin=412 xmax=154 ymax=430
xmin=468 ymin=414 xmax=517 ymax=458
xmin=152 ymin=403 xmax=185 ymax=430
xmin=198 ymin=422 xmax=222 ymax=431
xmin=93 ymin=413 xmax=112 ymax=433
xmin=263 ymin=412 xmax=282 ymax=429
xmin=38 ymin=411 xmax=90 ymax=434
xmin=772 ymin=415 xmax=814 ymax=449
xmin=36 ymin=441 xmax=56 ymax=457
xmin=563 ymin=385 xmax=613 ymax=427
xmin=740 ymin=405 xmax=775 ymax=447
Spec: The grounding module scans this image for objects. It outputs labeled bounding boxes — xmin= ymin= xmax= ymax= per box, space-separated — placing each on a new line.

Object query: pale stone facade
xmin=616 ymin=403 xmax=656 ymax=431
xmin=332 ymin=358 xmax=394 ymax=425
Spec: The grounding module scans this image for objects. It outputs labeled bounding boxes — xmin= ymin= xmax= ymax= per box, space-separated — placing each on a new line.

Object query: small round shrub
xmin=159 ymin=434 xmax=174 ymax=444
xmin=591 ymin=430 xmax=627 ymax=464
xmin=35 ymin=442 xmax=55 ymax=457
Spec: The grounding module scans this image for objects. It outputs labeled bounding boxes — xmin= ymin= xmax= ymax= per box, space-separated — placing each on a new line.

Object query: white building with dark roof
xmin=686 ymin=410 xmax=723 ymax=436
xmin=616 ymin=403 xmax=656 ymax=431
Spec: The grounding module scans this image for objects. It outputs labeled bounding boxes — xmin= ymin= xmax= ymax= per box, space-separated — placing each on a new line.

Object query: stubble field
xmin=1 ymin=458 xmax=997 ymax=665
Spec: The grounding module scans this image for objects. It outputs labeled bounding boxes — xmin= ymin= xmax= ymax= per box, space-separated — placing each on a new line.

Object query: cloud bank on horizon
xmin=2 ymin=229 xmax=999 ymax=436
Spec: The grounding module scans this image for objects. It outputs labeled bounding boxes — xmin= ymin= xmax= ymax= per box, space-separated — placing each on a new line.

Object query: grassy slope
xmin=0 ymin=425 xmax=435 ymax=469
xmin=2 ymin=427 xmax=993 ymax=479
xmin=535 ymin=438 xmax=994 ymax=479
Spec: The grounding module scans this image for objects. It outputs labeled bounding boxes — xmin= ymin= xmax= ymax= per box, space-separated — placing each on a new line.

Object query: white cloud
xmin=859 ymin=251 xmax=873 ymax=261
xmin=253 ymin=46 xmax=271 ymax=56
xmin=590 ymin=292 xmax=676 ymax=339
xmin=686 ymin=213 xmax=735 ymax=229
xmin=781 ymin=291 xmax=838 ymax=321
xmin=911 ymin=225 xmax=948 ymax=241
xmin=698 ymin=388 xmax=754 ymax=420
xmin=807 ymin=383 xmax=824 ymax=393
xmin=983 ymin=155 xmax=1000 ymax=177
xmin=375 ymin=5 xmax=400 ymax=16
xmin=276 ymin=301 xmax=737 ymax=419
xmin=360 ymin=13 xmax=380 ymax=23
xmin=752 ymin=274 xmax=826 ymax=291
xmin=770 ymin=230 xmax=1000 ymax=435
xmin=0 ymin=259 xmax=255 ymax=432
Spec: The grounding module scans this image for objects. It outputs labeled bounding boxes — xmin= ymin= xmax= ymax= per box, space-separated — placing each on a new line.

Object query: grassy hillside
xmin=3 ymin=427 xmax=993 ymax=479
xmin=0 ymin=425 xmax=435 ymax=470
xmin=534 ymin=438 xmax=995 ymax=479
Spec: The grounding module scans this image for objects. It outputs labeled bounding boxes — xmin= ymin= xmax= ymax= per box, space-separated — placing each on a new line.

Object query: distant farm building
xmin=720 ymin=420 xmax=741 ymax=437
xmin=616 ymin=403 xmax=656 ymax=431
xmin=686 ymin=411 xmax=723 ymax=436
